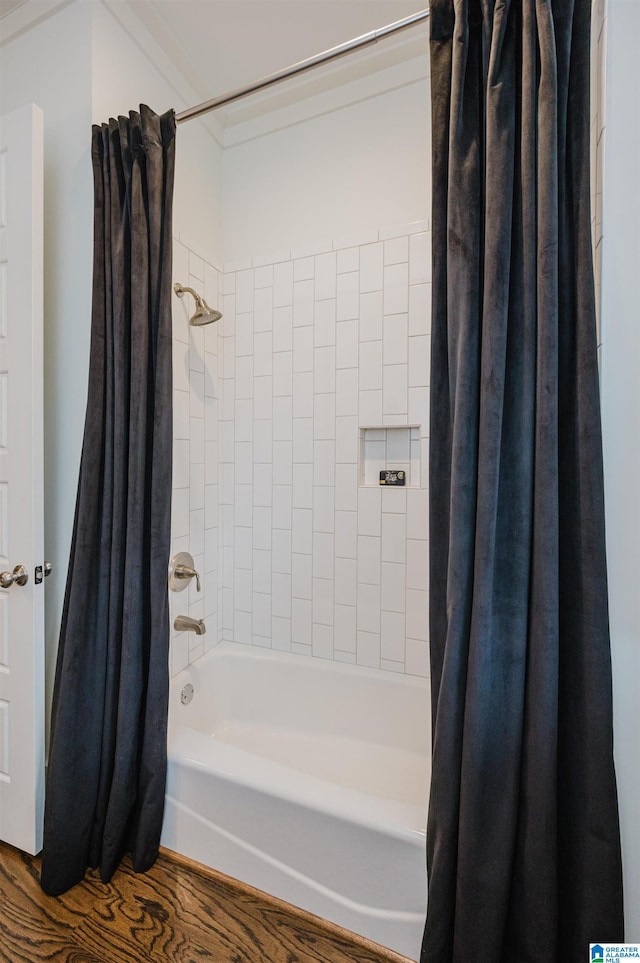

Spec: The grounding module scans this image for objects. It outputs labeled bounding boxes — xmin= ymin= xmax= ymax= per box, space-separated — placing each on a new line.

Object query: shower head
xmin=173 ymin=283 xmax=222 ymax=325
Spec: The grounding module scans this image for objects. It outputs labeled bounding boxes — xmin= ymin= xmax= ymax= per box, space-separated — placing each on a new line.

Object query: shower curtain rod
xmin=175 ymin=8 xmax=430 ymax=124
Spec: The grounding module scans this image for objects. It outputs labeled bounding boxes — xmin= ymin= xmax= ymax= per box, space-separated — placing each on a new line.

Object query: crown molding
xmin=98 ymin=0 xmax=225 ymax=147
xmin=222 ymin=49 xmax=428 ymax=150
xmin=0 ymin=0 xmax=73 ymax=45
xmin=221 ymin=27 xmax=427 ymax=131
xmin=1 ymin=0 xmax=427 ymax=152
xmin=97 ymin=0 xmax=427 ymax=151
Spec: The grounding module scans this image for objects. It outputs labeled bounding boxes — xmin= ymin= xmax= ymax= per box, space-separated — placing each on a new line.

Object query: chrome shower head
xmin=174 ymin=283 xmax=222 ymax=325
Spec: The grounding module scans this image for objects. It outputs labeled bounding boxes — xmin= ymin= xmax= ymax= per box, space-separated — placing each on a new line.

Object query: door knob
xmin=0 ymin=564 xmax=29 ymax=588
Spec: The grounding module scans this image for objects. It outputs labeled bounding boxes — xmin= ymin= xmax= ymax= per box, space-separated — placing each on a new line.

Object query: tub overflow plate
xmin=180 ymin=683 xmax=194 ymax=706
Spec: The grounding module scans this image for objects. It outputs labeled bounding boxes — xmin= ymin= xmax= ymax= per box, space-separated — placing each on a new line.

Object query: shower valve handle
xmin=175 ymin=564 xmax=200 ymax=592
xmin=168 ymin=551 xmax=202 ymax=593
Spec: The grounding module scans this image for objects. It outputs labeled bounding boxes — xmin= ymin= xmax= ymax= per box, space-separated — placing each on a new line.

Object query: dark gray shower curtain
xmin=422 ymin=1 xmax=623 ymax=959
xmin=41 ymin=106 xmax=175 ymax=895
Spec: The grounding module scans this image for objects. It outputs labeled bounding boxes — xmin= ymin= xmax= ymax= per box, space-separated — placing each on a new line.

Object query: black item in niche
xmin=379 ymin=470 xmax=406 ymax=486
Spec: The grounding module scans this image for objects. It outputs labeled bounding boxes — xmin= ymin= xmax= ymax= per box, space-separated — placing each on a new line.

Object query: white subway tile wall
xmin=171 ymin=221 xmax=431 ymax=679
xmin=171 ymin=20 xmax=603 ymax=678
xmin=218 ymin=221 xmax=430 ymax=677
xmin=171 ymin=238 xmax=222 ymax=676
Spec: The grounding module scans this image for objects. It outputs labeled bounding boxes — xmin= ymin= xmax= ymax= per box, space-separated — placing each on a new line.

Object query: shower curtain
xmin=41 ymin=106 xmax=175 ymax=895
xmin=422 ymin=1 xmax=624 ymax=959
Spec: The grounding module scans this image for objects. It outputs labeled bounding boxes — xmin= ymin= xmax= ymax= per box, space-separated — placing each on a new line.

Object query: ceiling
xmin=1 ymin=0 xmax=429 ymax=125
xmin=138 ymin=2 xmax=423 ymax=91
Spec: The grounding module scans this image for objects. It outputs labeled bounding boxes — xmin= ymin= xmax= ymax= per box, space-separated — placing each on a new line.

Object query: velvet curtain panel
xmin=41 ymin=106 xmax=175 ymax=895
xmin=422 ymin=1 xmax=623 ymax=959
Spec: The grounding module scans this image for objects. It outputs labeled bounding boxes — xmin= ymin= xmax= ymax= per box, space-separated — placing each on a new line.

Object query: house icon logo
xmin=591 ymin=947 xmax=604 ymax=963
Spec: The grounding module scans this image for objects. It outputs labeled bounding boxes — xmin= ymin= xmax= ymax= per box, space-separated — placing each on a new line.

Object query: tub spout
xmin=174 ymin=615 xmax=206 ymax=635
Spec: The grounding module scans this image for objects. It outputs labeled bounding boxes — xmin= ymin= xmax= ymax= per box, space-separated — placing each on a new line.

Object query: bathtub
xmin=160 ymin=642 xmax=430 ymax=960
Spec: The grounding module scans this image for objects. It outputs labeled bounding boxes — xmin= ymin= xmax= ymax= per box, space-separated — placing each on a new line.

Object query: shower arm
xmin=174 ymin=284 xmax=200 ymax=302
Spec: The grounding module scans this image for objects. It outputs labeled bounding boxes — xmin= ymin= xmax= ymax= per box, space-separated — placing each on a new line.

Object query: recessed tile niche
xmin=359 ymin=426 xmax=421 ymax=488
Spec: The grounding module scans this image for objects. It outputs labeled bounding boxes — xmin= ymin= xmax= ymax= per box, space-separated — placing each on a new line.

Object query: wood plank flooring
xmin=0 ymin=841 xmax=414 ymax=963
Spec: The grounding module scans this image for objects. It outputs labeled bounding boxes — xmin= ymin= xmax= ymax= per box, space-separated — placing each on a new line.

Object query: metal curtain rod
xmin=176 ymin=8 xmax=430 ymax=124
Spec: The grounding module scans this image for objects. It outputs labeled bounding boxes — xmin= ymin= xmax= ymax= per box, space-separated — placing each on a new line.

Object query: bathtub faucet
xmin=174 ymin=615 xmax=206 ymax=635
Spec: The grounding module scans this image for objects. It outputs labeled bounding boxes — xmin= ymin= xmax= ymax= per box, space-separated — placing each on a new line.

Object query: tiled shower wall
xmin=217 ymin=221 xmax=431 ymax=677
xmin=171 ymin=7 xmax=604 ymax=679
xmin=170 ymin=226 xmax=431 ymax=679
xmin=170 ymin=237 xmax=221 ymax=675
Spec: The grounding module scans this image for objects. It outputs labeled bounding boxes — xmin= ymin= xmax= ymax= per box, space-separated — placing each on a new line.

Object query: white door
xmin=0 ymin=104 xmax=45 ymax=855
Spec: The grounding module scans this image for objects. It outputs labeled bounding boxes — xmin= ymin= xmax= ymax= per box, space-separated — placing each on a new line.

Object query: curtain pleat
xmin=41 ymin=105 xmax=175 ymax=895
xmin=423 ymin=2 xmax=624 ymax=959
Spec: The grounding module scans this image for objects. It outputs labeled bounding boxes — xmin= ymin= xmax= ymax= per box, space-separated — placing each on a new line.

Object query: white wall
xmin=0 ymin=0 xmax=94 ymax=735
xmin=90 ymin=1 xmax=223 ymax=265
xmin=599 ymin=0 xmax=640 ymax=939
xmin=222 ymin=58 xmax=429 ymax=264
xmin=590 ymin=0 xmax=606 ymax=342
xmin=1 ymin=0 xmax=223 ymax=736
xmin=87 ymin=1 xmax=225 ymax=678
xmin=209 ymin=57 xmax=432 ymax=676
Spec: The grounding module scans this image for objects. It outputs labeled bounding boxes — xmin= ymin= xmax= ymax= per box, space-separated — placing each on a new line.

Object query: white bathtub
xmin=160 ymin=642 xmax=430 ymax=960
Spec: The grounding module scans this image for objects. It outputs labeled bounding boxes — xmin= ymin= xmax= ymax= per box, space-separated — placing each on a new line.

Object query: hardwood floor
xmin=0 ymin=842 xmax=413 ymax=962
